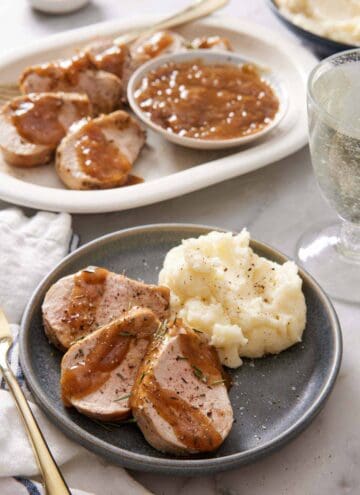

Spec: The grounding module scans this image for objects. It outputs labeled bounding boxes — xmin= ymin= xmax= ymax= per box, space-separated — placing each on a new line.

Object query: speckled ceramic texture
xmin=20 ymin=224 xmax=342 ymax=475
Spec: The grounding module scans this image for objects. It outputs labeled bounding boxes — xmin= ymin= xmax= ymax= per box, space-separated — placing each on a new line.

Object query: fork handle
xmin=1 ymin=365 xmax=71 ymax=495
xmin=114 ymin=0 xmax=229 ymax=45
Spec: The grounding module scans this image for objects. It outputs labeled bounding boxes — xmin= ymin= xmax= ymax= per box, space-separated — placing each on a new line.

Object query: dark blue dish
xmin=20 ymin=224 xmax=342 ymax=475
xmin=266 ymin=0 xmax=357 ymax=58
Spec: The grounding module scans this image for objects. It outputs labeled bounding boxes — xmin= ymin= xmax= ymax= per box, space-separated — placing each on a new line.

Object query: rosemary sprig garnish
xmin=108 ymin=418 xmax=137 ymax=426
xmin=116 ymin=418 xmax=137 ymax=425
xmin=176 ymin=355 xmax=188 ymax=361
xmin=89 ymin=419 xmax=113 ymax=431
xmin=119 ymin=331 xmax=135 ymax=337
xmin=210 ymin=379 xmax=226 ymax=386
xmin=90 ymin=417 xmax=137 ymax=430
xmin=154 ymin=319 xmax=168 ymax=341
xmin=113 ymin=393 xmax=131 ymax=402
xmin=192 ymin=328 xmax=203 ymax=334
xmin=192 ymin=365 xmax=207 ymax=383
xmin=139 ymin=371 xmax=147 ymax=383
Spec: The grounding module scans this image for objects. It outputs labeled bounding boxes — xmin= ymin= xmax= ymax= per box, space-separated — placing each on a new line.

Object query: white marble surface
xmin=0 ymin=1 xmax=359 ymax=494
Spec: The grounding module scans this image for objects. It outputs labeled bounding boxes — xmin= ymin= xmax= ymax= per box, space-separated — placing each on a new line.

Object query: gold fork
xmin=0 ymin=309 xmax=71 ymax=495
xmin=0 ymin=0 xmax=228 ymax=104
xmin=113 ymin=0 xmax=228 ymax=46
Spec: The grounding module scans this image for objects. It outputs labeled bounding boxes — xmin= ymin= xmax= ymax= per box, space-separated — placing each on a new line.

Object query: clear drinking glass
xmin=297 ymin=49 xmax=360 ymax=303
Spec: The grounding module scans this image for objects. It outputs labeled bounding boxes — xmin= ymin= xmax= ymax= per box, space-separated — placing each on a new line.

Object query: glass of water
xmin=297 ymin=49 xmax=360 ymax=303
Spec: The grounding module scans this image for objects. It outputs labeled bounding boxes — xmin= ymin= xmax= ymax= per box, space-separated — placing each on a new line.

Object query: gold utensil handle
xmin=114 ymin=0 xmax=229 ymax=45
xmin=1 ymin=365 xmax=71 ymax=495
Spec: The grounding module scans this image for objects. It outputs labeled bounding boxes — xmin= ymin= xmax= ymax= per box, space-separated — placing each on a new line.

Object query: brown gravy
xmin=24 ymin=45 xmax=123 ymax=88
xmin=58 ymin=53 xmax=91 ymax=85
xmin=191 ymin=35 xmax=232 ymax=50
xmin=144 ymin=375 xmax=223 ymax=452
xmin=126 ymin=174 xmax=144 ymax=186
xmin=61 ymin=319 xmax=132 ymax=405
xmin=90 ymin=43 xmax=128 ymax=78
xmin=135 ymin=60 xmax=280 ymax=140
xmin=75 ymin=121 xmax=131 ymax=184
xmin=29 ymin=44 xmax=125 ymax=87
xmin=178 ymin=332 xmax=222 ymax=385
xmin=10 ymin=94 xmax=67 ymax=146
xmin=135 ymin=31 xmax=174 ymax=59
xmin=64 ymin=267 xmax=108 ymax=342
xmin=19 ymin=55 xmax=89 ymax=91
xmin=132 ymin=327 xmax=225 ymax=451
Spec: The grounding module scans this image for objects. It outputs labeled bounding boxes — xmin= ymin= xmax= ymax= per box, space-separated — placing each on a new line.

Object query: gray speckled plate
xmin=20 ymin=224 xmax=342 ymax=475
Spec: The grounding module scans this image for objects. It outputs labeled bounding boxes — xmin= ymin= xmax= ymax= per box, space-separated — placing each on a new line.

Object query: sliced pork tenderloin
xmin=84 ymin=39 xmax=130 ymax=79
xmin=0 ymin=92 xmax=91 ymax=167
xmin=55 ymin=110 xmax=145 ymax=190
xmin=42 ymin=266 xmax=170 ymax=351
xmin=122 ymin=31 xmax=186 ymax=98
xmin=19 ymin=58 xmax=123 ymax=115
xmin=131 ymin=319 xmax=233 ymax=455
xmin=61 ymin=306 xmax=160 ymax=421
xmin=129 ymin=30 xmax=186 ymax=65
xmin=189 ymin=35 xmax=233 ymax=51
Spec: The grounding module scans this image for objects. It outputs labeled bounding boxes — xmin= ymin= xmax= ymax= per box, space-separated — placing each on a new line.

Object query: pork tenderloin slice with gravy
xmin=61 ymin=307 xmax=160 ymax=421
xmin=131 ymin=320 xmax=233 ymax=455
xmin=55 ymin=110 xmax=145 ymax=190
xmin=0 ymin=92 xmax=91 ymax=167
xmin=84 ymin=39 xmax=130 ymax=80
xmin=42 ymin=267 xmax=170 ymax=351
xmin=189 ymin=35 xmax=233 ymax=51
xmin=122 ymin=31 xmax=186 ymax=99
xmin=129 ymin=30 xmax=186 ymax=67
xmin=19 ymin=59 xmax=123 ymax=115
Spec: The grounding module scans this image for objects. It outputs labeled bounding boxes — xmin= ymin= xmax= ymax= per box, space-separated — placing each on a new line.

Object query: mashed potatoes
xmin=276 ymin=0 xmax=360 ymax=45
xmin=159 ymin=230 xmax=306 ymax=368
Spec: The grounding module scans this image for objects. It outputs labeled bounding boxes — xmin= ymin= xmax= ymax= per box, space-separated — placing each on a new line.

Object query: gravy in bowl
xmin=134 ymin=60 xmax=280 ymax=141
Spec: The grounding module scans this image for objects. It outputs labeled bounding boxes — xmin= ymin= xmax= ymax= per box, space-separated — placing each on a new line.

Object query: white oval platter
xmin=0 ymin=15 xmax=317 ymax=213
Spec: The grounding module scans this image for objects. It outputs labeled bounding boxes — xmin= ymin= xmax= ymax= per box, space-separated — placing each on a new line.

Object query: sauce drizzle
xmin=61 ymin=321 xmax=131 ymax=406
xmin=64 ymin=267 xmax=108 ymax=343
xmin=90 ymin=43 xmax=128 ymax=78
xmin=135 ymin=31 xmax=174 ymax=59
xmin=75 ymin=121 xmax=131 ymax=184
xmin=11 ymin=94 xmax=67 ymax=146
xmin=22 ymin=44 xmax=126 ymax=88
xmin=191 ymin=35 xmax=232 ymax=50
xmin=132 ymin=324 xmax=225 ymax=452
xmin=58 ymin=53 xmax=91 ymax=85
xmin=178 ymin=332 xmax=223 ymax=385
xmin=61 ymin=309 xmax=159 ymax=405
xmin=143 ymin=375 xmax=223 ymax=451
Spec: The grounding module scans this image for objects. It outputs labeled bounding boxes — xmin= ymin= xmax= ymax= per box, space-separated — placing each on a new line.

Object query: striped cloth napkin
xmin=0 ymin=208 xmax=150 ymax=495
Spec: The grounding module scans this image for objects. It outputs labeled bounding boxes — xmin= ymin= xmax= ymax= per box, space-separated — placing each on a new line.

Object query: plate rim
xmin=19 ymin=223 xmax=342 ymax=474
xmin=0 ymin=16 xmax=317 ymax=213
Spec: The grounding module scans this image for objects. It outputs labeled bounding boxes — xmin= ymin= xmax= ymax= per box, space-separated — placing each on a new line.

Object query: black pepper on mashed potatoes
xmin=159 ymin=230 xmax=307 ymax=368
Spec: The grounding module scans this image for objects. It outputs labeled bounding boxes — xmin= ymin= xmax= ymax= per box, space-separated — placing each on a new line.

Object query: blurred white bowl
xmin=28 ymin=0 xmax=90 ymax=14
xmin=127 ymin=50 xmax=288 ymax=150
